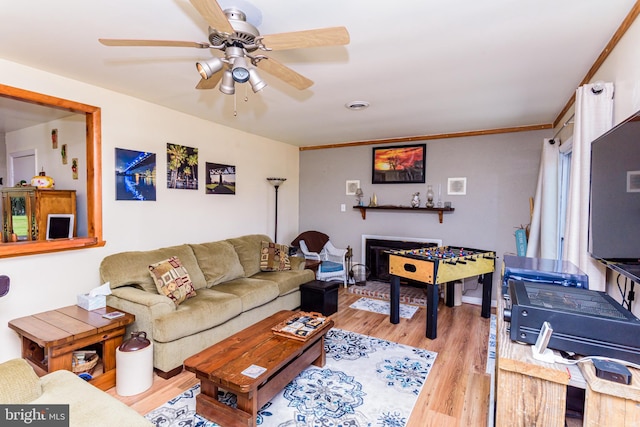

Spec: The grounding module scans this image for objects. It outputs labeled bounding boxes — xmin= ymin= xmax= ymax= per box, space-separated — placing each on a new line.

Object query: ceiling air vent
xmin=345 ymin=101 xmax=370 ymax=111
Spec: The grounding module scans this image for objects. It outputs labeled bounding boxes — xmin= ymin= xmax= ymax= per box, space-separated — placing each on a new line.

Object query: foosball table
xmin=388 ymin=246 xmax=496 ymax=339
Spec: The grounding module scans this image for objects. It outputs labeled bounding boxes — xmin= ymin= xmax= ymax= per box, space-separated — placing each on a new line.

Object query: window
xmin=557 ymin=137 xmax=573 ymax=257
xmin=0 ymin=84 xmax=104 ymax=257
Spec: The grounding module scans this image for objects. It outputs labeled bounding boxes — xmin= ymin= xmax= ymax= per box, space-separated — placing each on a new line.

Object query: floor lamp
xmin=267 ymin=177 xmax=286 ymax=242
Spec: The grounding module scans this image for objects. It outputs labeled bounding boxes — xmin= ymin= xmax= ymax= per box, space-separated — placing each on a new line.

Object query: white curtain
xmin=526 ymin=139 xmax=559 ymax=259
xmin=563 ymin=82 xmax=614 ymax=291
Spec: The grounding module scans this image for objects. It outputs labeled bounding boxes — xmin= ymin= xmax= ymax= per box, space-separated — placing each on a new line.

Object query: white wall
xmin=0 ymin=58 xmax=301 ymax=362
xmin=299 ymin=130 xmax=545 ymax=300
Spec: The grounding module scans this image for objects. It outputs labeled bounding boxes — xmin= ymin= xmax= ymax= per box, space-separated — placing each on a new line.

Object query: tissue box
xmin=77 ymin=293 xmax=106 ymax=311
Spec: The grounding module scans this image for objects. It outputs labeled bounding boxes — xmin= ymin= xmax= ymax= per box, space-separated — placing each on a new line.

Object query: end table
xmin=304 ymin=259 xmax=321 ymax=278
xmin=8 ymin=305 xmax=134 ymax=391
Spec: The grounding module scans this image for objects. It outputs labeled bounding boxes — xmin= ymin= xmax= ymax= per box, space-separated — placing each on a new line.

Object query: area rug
xmin=486 ymin=314 xmax=497 ymax=427
xmin=349 ymin=297 xmax=420 ymax=319
xmin=486 ymin=314 xmax=496 ymax=374
xmin=348 ymin=280 xmax=427 ymax=305
xmin=145 ymin=328 xmax=437 ymax=427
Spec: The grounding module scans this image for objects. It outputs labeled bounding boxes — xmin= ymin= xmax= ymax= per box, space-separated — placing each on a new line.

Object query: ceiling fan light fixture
xmin=196 ymin=57 xmax=224 ymax=79
xmin=219 ymin=70 xmax=235 ymax=94
xmin=231 ymin=56 xmax=250 ymax=83
xmin=248 ymin=68 xmax=267 ymax=93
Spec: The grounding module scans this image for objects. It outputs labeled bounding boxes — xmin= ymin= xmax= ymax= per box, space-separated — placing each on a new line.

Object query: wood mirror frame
xmin=0 ymin=84 xmax=104 ymax=257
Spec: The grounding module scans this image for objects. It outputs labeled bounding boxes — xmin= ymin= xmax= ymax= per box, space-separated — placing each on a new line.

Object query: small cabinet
xmin=1 ymin=187 xmax=76 ymax=242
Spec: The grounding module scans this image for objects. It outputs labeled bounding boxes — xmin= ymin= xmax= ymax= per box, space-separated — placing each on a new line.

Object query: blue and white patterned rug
xmin=349 ymin=297 xmax=420 ymax=319
xmin=145 ymin=328 xmax=437 ymax=427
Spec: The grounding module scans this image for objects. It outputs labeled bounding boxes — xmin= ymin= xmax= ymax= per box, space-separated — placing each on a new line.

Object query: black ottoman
xmin=300 ymin=280 xmax=340 ymax=316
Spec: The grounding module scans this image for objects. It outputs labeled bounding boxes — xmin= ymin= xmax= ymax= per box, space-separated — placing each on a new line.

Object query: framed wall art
xmin=115 ymin=148 xmax=156 ymax=201
xmin=346 ymin=180 xmax=360 ymax=195
xmin=372 ymin=144 xmax=426 ymax=184
xmin=167 ymin=143 xmax=198 ymax=190
xmin=447 ymin=177 xmax=467 ymax=195
xmin=206 ymin=162 xmax=236 ymax=194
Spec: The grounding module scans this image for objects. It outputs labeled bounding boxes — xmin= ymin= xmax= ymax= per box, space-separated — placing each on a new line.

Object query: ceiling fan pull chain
xmin=233 ymin=91 xmax=237 ymax=117
xmin=244 ymin=84 xmax=249 ymax=102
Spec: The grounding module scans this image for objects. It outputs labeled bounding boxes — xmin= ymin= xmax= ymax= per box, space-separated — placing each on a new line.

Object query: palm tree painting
xmin=166 ymin=143 xmax=198 ymax=190
xmin=206 ymin=162 xmax=236 ymax=194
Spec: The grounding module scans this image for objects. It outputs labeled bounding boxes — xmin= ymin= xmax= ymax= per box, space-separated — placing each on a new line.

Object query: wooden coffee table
xmin=184 ymin=310 xmax=334 ymax=427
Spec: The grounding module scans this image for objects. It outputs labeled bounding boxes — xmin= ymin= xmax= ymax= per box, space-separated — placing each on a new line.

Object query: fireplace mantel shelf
xmin=353 ymin=205 xmax=455 ymax=223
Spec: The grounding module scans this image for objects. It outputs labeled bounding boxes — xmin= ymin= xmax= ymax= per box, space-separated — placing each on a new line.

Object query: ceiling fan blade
xmin=196 ymin=71 xmax=223 ymax=89
xmin=189 ymin=0 xmax=234 ymax=34
xmin=260 ymin=27 xmax=350 ymax=51
xmin=99 ymin=39 xmax=210 ymax=48
xmin=257 ymin=57 xmax=313 ymax=90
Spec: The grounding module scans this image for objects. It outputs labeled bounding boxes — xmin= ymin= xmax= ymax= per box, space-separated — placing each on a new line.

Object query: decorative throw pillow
xmin=260 ymin=241 xmax=291 ymax=272
xmin=149 ymin=256 xmax=196 ymax=307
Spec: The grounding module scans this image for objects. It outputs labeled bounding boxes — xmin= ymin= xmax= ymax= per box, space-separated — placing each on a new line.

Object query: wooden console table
xmin=495 ymin=299 xmax=570 ymax=426
xmin=495 ymin=293 xmax=640 ymax=426
xmin=353 ymin=205 xmax=454 ymax=223
xmin=8 ymin=305 xmax=134 ymax=391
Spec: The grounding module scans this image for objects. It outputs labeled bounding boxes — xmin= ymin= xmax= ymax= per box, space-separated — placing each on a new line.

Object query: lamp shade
xmin=196 ymin=57 xmax=224 ymax=79
xmin=219 ymin=70 xmax=235 ymax=94
xmin=267 ymin=177 xmax=287 ymax=187
xmin=249 ymin=68 xmax=267 ymax=93
xmin=231 ymin=57 xmax=250 ymax=83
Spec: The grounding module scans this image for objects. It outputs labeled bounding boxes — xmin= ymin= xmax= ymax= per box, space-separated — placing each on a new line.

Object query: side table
xmin=8 ymin=305 xmax=134 ymax=391
xmin=304 ymin=259 xmax=321 ymax=278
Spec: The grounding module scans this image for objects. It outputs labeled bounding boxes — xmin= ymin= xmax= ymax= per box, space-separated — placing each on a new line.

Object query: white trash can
xmin=116 ymin=331 xmax=153 ymax=396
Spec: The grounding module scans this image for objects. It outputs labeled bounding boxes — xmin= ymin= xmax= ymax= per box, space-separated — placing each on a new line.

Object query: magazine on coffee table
xmin=272 ymin=311 xmax=329 ymax=341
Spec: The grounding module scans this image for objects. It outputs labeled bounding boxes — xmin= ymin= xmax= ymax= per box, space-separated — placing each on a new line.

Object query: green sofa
xmin=100 ymin=234 xmax=315 ymax=377
xmin=0 ymin=358 xmax=151 ymax=426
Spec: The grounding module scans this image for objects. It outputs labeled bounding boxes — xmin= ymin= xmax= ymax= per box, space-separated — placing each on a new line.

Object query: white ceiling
xmin=0 ymin=0 xmax=636 ymax=146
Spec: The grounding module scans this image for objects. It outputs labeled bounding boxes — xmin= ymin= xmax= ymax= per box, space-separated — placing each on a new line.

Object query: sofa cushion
xmin=319 ymin=260 xmax=343 ymax=273
xmin=227 ymin=234 xmax=272 ymax=277
xmin=211 ymin=277 xmax=280 ymax=311
xmin=149 ymin=257 xmax=197 ymax=307
xmin=0 ymin=358 xmax=42 ymax=403
xmin=260 ymin=241 xmax=291 ymax=272
xmin=152 ymin=288 xmax=242 ymax=343
xmin=100 ymin=244 xmax=208 ymax=292
xmin=190 ymin=240 xmax=245 ymax=286
xmin=252 ymin=269 xmax=316 ymax=296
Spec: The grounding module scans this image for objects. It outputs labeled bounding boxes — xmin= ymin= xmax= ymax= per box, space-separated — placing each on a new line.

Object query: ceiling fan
xmin=99 ymin=0 xmax=350 ymax=95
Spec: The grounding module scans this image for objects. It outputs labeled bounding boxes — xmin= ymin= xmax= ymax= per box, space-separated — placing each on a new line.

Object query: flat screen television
xmin=46 ymin=214 xmax=74 ymax=240
xmin=589 ymin=109 xmax=640 ymax=262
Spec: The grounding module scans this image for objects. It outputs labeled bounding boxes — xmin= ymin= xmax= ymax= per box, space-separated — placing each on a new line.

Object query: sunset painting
xmin=372 ymin=144 xmax=426 ymax=183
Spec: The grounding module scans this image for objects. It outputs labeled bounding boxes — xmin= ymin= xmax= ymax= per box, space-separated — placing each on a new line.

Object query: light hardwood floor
xmin=107 ymin=286 xmax=494 ymax=426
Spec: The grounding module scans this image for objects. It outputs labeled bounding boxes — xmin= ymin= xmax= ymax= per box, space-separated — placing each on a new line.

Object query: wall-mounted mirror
xmin=0 ymin=84 xmax=103 ymax=257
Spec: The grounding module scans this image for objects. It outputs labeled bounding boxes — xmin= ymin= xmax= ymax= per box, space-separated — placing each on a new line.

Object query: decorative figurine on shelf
xmin=426 ymin=185 xmax=435 ymax=208
xmin=51 ymin=129 xmax=58 ymax=149
xmin=355 ymin=188 xmax=364 ymax=206
xmin=369 ymin=193 xmax=378 ymax=207
xmin=411 ymin=192 xmax=420 ymax=208
xmin=31 ymin=167 xmax=55 ymax=189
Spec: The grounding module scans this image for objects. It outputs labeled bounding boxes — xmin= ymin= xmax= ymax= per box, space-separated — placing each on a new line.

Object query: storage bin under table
xmin=300 ymin=280 xmax=339 ymax=316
